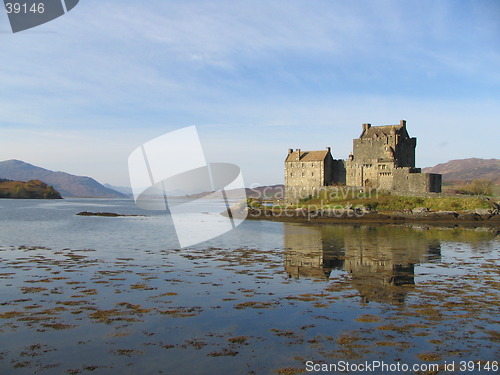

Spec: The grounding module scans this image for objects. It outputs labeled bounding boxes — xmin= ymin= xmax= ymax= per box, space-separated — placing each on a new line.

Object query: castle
xmin=285 ymin=120 xmax=442 ymax=201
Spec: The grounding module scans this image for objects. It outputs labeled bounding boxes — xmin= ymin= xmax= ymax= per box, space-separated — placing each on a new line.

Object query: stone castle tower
xmin=285 ymin=120 xmax=441 ymax=201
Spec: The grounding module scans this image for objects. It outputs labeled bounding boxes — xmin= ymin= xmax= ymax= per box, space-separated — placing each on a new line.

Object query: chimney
xmin=296 ymin=148 xmax=301 ymax=161
xmin=288 ymin=148 xmax=293 ymax=154
xmin=400 ymin=119 xmax=406 ymax=128
xmin=326 ymin=146 xmax=331 ymax=153
xmin=362 ymin=123 xmax=371 ymax=132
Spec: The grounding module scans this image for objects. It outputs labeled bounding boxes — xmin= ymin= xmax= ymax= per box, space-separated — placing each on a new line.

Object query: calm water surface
xmin=0 ymin=199 xmax=498 ymax=374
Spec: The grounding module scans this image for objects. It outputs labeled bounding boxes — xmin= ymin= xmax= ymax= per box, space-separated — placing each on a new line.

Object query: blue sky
xmin=0 ymin=0 xmax=499 ymax=186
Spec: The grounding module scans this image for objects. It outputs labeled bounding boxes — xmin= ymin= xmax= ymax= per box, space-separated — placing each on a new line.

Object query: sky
xmin=0 ymin=0 xmax=499 ymax=187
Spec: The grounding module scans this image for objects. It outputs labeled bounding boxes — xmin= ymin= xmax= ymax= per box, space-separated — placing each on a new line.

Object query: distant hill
xmin=423 ymin=158 xmax=500 ymax=184
xmin=182 ymin=184 xmax=285 ymax=200
xmin=246 ymin=184 xmax=284 ymax=199
xmin=104 ymin=183 xmax=133 ymax=196
xmin=0 ymin=179 xmax=62 ymax=199
xmin=0 ymin=160 xmax=127 ymax=198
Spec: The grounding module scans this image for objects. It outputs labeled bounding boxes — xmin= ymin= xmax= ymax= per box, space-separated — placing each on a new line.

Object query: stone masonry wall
xmin=285 ymin=160 xmax=325 ymax=201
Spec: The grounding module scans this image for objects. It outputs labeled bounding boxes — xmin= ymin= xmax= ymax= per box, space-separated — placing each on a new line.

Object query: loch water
xmin=0 ymin=199 xmax=498 ymax=374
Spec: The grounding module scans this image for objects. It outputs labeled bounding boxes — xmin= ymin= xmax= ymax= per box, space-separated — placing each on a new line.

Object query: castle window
xmin=301 ymin=172 xmax=305 ymax=177
xmin=290 ymin=173 xmax=293 ymax=177
xmin=311 ymin=172 xmax=314 ymax=177
xmin=311 ymin=163 xmax=314 ymax=167
xmin=302 ymin=163 xmax=305 ymax=167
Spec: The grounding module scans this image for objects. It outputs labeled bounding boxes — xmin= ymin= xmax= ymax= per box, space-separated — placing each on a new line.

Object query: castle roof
xmin=360 ymin=123 xmax=409 ymax=139
xmin=285 ymin=149 xmax=330 ymax=162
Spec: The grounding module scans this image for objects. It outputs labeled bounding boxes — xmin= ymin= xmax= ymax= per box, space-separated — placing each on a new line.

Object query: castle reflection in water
xmin=283 ymin=224 xmax=443 ymax=304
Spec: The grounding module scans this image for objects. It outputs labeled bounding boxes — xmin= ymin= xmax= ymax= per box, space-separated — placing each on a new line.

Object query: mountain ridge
xmin=103 ymin=183 xmax=133 ymax=196
xmin=0 ymin=160 xmax=126 ymax=198
xmin=423 ymin=158 xmax=500 ymax=184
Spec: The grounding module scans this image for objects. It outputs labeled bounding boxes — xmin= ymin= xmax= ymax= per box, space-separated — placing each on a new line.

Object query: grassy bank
xmin=269 ymin=189 xmax=496 ymax=212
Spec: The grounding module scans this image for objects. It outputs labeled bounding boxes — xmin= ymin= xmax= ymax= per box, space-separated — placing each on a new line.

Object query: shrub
xmin=299 ymin=195 xmax=313 ymax=203
xmin=246 ymin=198 xmax=262 ymax=209
xmin=454 ymin=179 xmax=493 ymax=196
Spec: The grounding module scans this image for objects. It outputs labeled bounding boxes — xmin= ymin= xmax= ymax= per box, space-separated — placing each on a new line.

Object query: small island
xmin=0 ymin=179 xmax=62 ymax=199
xmin=76 ymin=211 xmax=144 ymax=217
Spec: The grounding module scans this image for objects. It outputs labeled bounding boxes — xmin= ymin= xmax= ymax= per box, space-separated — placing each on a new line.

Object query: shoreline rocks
xmin=246 ymin=207 xmax=500 ymax=227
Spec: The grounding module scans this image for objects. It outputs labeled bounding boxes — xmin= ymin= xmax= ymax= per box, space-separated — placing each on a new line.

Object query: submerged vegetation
xmin=0 ymin=225 xmax=498 ymax=373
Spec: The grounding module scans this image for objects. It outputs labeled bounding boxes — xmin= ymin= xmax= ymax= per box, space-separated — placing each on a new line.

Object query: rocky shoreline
xmin=246 ymin=207 xmax=500 ymax=228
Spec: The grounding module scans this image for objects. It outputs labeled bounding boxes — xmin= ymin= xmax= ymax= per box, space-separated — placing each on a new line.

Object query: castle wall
xmin=430 ymin=174 xmax=442 ymax=193
xmin=408 ymin=172 xmax=442 ymax=193
xmin=324 ymin=156 xmax=333 ymax=186
xmin=344 ymin=160 xmax=441 ymax=193
xmin=392 ymin=168 xmax=415 ymax=191
xmin=392 ymin=168 xmax=442 ymax=193
xmin=377 ymin=169 xmax=393 ymax=190
xmin=394 ymin=137 xmax=416 ymax=167
xmin=345 ymin=161 xmax=359 ymax=187
xmin=353 ymin=137 xmax=394 ymax=162
xmin=331 ymin=159 xmax=346 ymax=184
xmin=285 ymin=160 xmax=322 ymax=200
xmin=285 ymin=156 xmax=328 ymax=201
